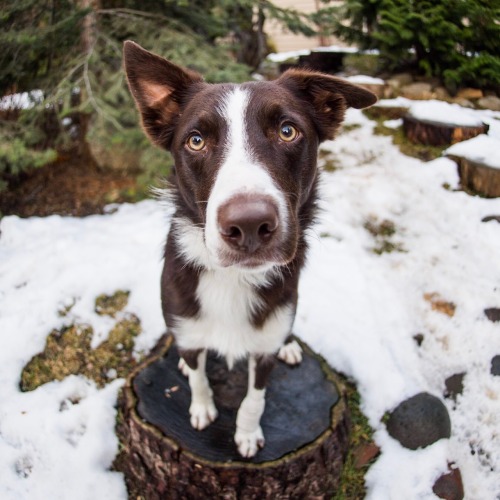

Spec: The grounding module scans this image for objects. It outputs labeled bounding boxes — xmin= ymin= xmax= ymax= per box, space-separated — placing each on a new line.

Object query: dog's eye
xmin=278 ymin=123 xmax=298 ymax=142
xmin=187 ymin=133 xmax=205 ymax=151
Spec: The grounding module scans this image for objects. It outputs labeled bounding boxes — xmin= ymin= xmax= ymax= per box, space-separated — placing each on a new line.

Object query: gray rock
xmin=477 ymin=96 xmax=500 ymax=112
xmin=386 ymin=392 xmax=451 ymax=450
xmin=491 ymin=355 xmax=500 ymax=376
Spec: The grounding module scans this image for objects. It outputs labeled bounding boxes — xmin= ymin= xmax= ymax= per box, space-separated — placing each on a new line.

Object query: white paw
xmin=235 ymin=426 xmax=265 ymax=458
xmin=277 ymin=340 xmax=303 ymax=365
xmin=178 ymin=357 xmax=189 ymax=377
xmin=189 ymin=400 xmax=218 ymax=430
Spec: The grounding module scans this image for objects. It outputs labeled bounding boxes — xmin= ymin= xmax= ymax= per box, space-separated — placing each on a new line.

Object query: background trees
xmin=317 ymin=0 xmax=500 ymax=90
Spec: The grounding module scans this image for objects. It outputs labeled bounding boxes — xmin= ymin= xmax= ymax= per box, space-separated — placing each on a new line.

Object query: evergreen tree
xmin=317 ymin=0 xmax=500 ymax=90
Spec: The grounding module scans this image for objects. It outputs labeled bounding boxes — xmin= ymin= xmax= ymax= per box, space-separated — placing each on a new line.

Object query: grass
xmin=20 ymin=290 xmax=142 ymax=392
xmin=364 ymin=216 xmax=407 ymax=255
xmin=334 ymin=377 xmax=379 ymax=500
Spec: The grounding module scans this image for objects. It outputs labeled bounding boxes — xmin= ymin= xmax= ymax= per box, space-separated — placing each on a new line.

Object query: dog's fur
xmin=123 ymin=41 xmax=376 ymax=458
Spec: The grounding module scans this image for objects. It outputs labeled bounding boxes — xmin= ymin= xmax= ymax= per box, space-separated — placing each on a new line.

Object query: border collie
xmin=123 ymin=41 xmax=376 ymax=458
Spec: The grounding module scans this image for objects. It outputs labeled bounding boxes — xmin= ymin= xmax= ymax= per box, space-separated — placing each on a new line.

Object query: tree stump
xmin=403 ymin=114 xmax=488 ymax=146
xmin=114 ymin=335 xmax=350 ymax=499
xmin=447 ymin=155 xmax=500 ymax=198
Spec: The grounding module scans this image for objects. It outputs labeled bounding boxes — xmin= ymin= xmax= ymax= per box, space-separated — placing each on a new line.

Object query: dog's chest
xmin=174 ymin=268 xmax=293 ymax=360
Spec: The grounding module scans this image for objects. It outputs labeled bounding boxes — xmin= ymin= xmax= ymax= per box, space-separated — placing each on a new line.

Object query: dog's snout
xmin=218 ymin=195 xmax=279 ymax=254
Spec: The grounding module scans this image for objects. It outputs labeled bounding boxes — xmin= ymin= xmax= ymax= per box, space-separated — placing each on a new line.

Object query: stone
xmin=456 ymin=88 xmax=483 ymax=100
xmin=386 ymin=392 xmax=451 ymax=450
xmin=434 ymin=87 xmax=452 ymax=101
xmin=451 ymin=98 xmax=475 ymax=109
xmin=444 ymin=373 xmax=465 ymax=401
xmin=432 ymin=465 xmax=464 ymax=500
xmin=389 ymin=73 xmax=414 ymax=88
xmin=491 ymin=355 xmax=500 ymax=376
xmin=401 ymin=82 xmax=433 ymax=100
xmin=484 ymin=308 xmax=500 ymax=322
xmin=477 ymin=96 xmax=500 ymax=112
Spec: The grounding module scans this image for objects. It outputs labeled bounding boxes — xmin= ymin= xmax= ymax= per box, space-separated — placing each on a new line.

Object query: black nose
xmin=218 ymin=195 xmax=279 ymax=254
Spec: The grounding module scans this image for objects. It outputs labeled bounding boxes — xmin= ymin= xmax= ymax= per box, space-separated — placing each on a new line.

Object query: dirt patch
xmin=0 ymin=155 xmax=139 ymax=218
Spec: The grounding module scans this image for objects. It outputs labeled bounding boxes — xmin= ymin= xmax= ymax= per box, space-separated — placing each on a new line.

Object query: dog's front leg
xmin=235 ymin=354 xmax=274 ymax=458
xmin=179 ymin=349 xmax=218 ymax=430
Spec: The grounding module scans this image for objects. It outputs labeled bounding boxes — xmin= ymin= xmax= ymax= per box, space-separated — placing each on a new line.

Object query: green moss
xmin=95 ymin=290 xmax=130 ymax=317
xmin=20 ymin=291 xmax=142 ymax=391
xmin=364 ymin=217 xmax=407 ymax=255
xmin=365 ymin=110 xmax=446 ymax=162
xmin=334 ymin=377 xmax=378 ymax=500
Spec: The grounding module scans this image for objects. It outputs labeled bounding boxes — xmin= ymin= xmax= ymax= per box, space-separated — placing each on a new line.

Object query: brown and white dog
xmin=123 ymin=41 xmax=376 ymax=458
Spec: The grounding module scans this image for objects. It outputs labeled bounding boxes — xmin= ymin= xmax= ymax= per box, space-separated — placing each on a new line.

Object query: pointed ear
xmin=277 ymin=69 xmax=377 ymax=141
xmin=123 ymin=41 xmax=204 ymax=148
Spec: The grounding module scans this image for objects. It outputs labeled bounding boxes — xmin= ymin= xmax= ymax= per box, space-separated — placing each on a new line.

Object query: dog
xmin=123 ymin=41 xmax=376 ymax=458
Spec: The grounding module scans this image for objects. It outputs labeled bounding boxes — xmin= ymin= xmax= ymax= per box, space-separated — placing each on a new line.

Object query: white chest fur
xmin=173 ymin=267 xmax=294 ymax=364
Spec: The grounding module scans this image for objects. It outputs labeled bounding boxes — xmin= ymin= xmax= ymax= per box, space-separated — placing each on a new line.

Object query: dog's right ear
xmin=123 ymin=41 xmax=203 ymax=149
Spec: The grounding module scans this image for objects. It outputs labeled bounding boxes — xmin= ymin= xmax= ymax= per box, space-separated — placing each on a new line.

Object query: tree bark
xmin=403 ymin=115 xmax=488 ymax=146
xmin=448 ymin=155 xmax=500 ymax=198
xmin=114 ymin=335 xmax=350 ymax=499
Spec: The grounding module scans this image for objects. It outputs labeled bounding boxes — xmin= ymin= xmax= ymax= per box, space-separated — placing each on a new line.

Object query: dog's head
xmin=124 ymin=41 xmax=376 ymax=272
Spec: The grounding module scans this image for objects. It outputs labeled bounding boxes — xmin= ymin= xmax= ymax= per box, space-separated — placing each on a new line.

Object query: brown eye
xmin=187 ymin=133 xmax=205 ymax=151
xmin=278 ymin=123 xmax=298 ymax=142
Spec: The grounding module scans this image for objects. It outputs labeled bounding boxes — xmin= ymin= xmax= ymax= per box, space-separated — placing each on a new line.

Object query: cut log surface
xmin=115 ymin=335 xmax=350 ymax=499
xmin=403 ymin=114 xmax=488 ymax=146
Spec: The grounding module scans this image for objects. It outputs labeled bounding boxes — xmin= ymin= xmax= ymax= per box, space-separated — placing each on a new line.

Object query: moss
xmin=366 ymin=111 xmax=446 ymax=162
xmin=20 ymin=291 xmax=142 ymax=391
xmin=364 ymin=217 xmax=407 ymax=255
xmin=334 ymin=377 xmax=378 ymax=500
xmin=95 ymin=290 xmax=130 ymax=317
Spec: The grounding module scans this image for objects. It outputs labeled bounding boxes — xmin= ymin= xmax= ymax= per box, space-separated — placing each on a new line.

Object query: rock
xmin=444 ymin=373 xmax=465 ymax=401
xmin=456 ymin=88 xmax=483 ymax=100
xmin=432 ymin=465 xmax=464 ymax=500
xmin=491 ymin=355 xmax=500 ymax=376
xmin=484 ymin=308 xmax=500 ymax=322
xmin=434 ymin=87 xmax=452 ymax=101
xmin=451 ymin=98 xmax=475 ymax=109
xmin=389 ymin=73 xmax=414 ymax=88
xmin=386 ymin=392 xmax=451 ymax=450
xmin=477 ymin=96 xmax=500 ymax=112
xmin=401 ymin=82 xmax=433 ymax=100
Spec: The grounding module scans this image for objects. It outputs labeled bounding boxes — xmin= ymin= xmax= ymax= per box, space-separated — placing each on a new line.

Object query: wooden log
xmin=114 ymin=335 xmax=350 ymax=499
xmin=403 ymin=115 xmax=488 ymax=146
xmin=447 ymin=155 xmax=500 ymax=198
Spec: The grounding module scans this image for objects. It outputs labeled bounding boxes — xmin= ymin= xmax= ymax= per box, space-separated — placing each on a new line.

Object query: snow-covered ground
xmin=1 ymin=101 xmax=499 ymax=499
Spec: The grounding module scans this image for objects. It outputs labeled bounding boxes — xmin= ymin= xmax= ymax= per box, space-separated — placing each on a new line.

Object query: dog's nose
xmin=218 ymin=195 xmax=279 ymax=253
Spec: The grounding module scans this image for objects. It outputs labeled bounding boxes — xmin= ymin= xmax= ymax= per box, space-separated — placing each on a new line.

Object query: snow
xmin=346 ymin=75 xmax=385 ymax=85
xmin=267 ymin=45 xmax=358 ymax=63
xmin=1 ymin=100 xmax=500 ymax=499
xmin=445 ymin=134 xmax=500 ymax=170
xmin=0 ymin=90 xmax=43 ymax=111
xmin=408 ymin=100 xmax=485 ymax=127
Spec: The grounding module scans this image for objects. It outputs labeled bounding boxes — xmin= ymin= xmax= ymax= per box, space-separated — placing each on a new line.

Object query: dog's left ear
xmin=277 ymin=69 xmax=377 ymax=141
xmin=123 ymin=41 xmax=204 ymax=149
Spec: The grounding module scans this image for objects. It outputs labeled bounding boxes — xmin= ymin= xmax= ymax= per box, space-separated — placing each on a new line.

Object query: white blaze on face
xmin=204 ymin=87 xmax=288 ymax=266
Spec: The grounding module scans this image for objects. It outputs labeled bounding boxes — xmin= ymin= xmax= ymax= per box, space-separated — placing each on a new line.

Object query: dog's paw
xmin=189 ymin=400 xmax=218 ymax=430
xmin=277 ymin=339 xmax=303 ymax=365
xmin=235 ymin=426 xmax=265 ymax=458
xmin=178 ymin=357 xmax=190 ymax=377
